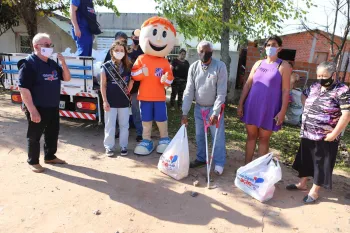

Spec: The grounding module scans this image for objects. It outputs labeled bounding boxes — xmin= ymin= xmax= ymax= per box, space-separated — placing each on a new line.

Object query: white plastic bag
xmin=158 ymin=125 xmax=189 ymax=180
xmin=234 ymin=153 xmax=282 ymax=202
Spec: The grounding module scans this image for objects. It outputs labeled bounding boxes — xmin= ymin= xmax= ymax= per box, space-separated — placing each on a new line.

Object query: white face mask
xmin=265 ymin=47 xmax=278 ymax=57
xmin=41 ymin=47 xmax=54 ymax=58
xmin=113 ymin=52 xmax=125 ymax=60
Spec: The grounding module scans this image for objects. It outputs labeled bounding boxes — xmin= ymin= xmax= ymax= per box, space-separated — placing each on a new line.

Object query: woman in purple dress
xmin=238 ymin=35 xmax=291 ymax=164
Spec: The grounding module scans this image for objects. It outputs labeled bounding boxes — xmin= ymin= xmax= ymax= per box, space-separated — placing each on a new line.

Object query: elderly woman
xmin=238 ymin=35 xmax=291 ymax=164
xmin=287 ymin=61 xmax=350 ymax=204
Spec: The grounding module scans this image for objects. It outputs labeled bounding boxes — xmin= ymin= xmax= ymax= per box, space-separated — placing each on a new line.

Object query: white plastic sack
xmin=92 ymin=49 xmax=109 ymax=62
xmin=158 ymin=125 xmax=189 ymax=180
xmin=234 ymin=153 xmax=282 ymax=202
xmin=59 ymin=48 xmax=77 ymax=57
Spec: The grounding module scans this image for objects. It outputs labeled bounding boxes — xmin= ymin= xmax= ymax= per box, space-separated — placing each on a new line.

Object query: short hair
xmin=141 ymin=16 xmax=176 ymax=36
xmin=179 ymin=48 xmax=186 ymax=54
xmin=197 ymin=41 xmax=213 ymax=52
xmin=264 ymin=35 xmax=283 ymax=47
xmin=115 ymin=31 xmax=127 ymax=40
xmin=317 ymin=61 xmax=336 ymax=74
xmin=32 ymin=33 xmax=50 ymax=45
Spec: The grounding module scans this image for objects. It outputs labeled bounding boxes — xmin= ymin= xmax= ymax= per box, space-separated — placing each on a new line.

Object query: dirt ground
xmin=0 ymin=91 xmax=350 ymax=233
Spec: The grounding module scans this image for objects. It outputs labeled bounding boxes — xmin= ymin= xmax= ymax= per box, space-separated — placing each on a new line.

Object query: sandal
xmin=303 ymin=195 xmax=318 ymax=204
xmin=286 ymin=184 xmax=307 ymax=191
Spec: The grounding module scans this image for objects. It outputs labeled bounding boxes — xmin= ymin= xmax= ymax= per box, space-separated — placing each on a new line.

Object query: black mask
xmin=200 ymin=51 xmax=212 ymax=63
xmin=133 ymin=39 xmax=139 ymax=46
xmin=318 ymin=72 xmax=334 ymax=87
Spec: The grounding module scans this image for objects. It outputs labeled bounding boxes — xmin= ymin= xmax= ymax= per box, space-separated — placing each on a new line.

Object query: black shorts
xmin=292 ymin=138 xmax=339 ymax=189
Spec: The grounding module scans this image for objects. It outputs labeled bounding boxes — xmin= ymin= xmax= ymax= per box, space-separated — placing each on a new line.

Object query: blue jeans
xmin=194 ymin=104 xmax=226 ymax=167
xmin=104 ymin=108 xmax=129 ymax=150
xmin=131 ymin=92 xmax=143 ymax=136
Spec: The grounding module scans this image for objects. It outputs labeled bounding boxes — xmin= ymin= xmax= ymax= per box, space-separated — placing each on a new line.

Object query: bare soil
xmin=0 ymin=91 xmax=349 ymax=233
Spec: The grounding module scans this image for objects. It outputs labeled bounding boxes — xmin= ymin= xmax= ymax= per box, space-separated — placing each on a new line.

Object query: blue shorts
xmin=140 ymin=101 xmax=167 ymax=122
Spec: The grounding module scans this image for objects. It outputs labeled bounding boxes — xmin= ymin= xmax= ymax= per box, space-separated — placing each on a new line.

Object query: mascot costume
xmin=131 ymin=16 xmax=176 ymax=155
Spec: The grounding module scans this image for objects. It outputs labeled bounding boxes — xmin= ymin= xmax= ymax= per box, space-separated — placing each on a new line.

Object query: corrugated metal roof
xmin=97 ymin=13 xmax=158 ymax=30
xmin=48 ymin=16 xmax=72 ymax=35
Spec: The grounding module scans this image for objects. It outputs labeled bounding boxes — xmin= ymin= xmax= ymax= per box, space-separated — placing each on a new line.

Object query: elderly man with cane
xmin=181 ymin=41 xmax=227 ymax=176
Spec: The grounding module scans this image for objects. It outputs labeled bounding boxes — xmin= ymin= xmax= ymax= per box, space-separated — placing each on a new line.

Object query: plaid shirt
xmin=301 ymin=81 xmax=350 ymax=141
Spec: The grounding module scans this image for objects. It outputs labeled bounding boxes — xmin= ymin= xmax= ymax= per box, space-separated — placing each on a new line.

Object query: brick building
xmin=280 ymin=30 xmax=350 ymax=64
xmin=241 ymin=30 xmax=350 ymax=87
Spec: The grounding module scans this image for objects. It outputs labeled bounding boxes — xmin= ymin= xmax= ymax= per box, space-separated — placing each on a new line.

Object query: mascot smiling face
xmin=139 ymin=16 xmax=176 ymax=57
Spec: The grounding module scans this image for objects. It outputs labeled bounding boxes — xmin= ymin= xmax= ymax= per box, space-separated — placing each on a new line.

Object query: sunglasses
xmin=37 ymin=43 xmax=54 ymax=48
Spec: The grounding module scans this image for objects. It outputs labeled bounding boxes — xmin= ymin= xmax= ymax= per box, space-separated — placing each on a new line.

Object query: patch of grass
xmin=166 ymin=104 xmax=196 ymax=142
xmin=167 ymin=103 xmax=350 ymax=170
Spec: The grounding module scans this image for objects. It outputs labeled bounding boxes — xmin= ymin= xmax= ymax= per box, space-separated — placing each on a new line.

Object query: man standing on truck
xmin=70 ymin=0 xmax=101 ymax=56
xmin=18 ymin=33 xmax=71 ymax=173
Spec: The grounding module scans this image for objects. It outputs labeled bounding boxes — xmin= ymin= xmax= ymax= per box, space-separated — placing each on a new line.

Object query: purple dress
xmin=242 ymin=59 xmax=283 ymax=131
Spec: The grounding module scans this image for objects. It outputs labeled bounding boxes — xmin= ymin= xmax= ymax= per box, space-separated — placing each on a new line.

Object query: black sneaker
xmin=190 ymin=159 xmax=206 ymax=168
xmin=106 ymin=149 xmax=114 ymax=157
xmin=136 ymin=135 xmax=143 ymax=142
xmin=120 ymin=147 xmax=128 ymax=156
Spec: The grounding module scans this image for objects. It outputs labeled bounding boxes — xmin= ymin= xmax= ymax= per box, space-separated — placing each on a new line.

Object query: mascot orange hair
xmin=131 ymin=16 xmax=176 ymax=155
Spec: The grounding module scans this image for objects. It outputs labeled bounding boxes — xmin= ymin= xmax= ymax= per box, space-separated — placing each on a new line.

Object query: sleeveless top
xmin=242 ymin=59 xmax=283 ymax=131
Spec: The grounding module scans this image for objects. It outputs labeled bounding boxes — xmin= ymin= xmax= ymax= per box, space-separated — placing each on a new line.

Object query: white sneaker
xmin=214 ymin=165 xmax=224 ymax=176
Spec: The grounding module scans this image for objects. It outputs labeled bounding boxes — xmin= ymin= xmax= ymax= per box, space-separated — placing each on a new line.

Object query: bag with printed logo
xmin=158 ymin=125 xmax=189 ymax=180
xmin=234 ymin=153 xmax=282 ymax=202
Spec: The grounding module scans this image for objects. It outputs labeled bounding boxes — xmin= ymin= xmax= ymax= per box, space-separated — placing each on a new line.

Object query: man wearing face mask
xmin=18 ymin=33 xmax=71 ymax=173
xmin=181 ymin=41 xmax=228 ymax=175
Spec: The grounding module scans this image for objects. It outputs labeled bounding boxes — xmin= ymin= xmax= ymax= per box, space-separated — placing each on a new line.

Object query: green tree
xmin=154 ymin=0 xmax=313 ymax=101
xmin=0 ymin=4 xmax=19 ymax=37
xmin=0 ymin=0 xmax=118 ymax=45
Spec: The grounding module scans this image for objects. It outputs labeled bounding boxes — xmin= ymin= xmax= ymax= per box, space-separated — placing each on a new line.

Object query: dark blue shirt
xmin=129 ymin=46 xmax=144 ymax=94
xmin=102 ymin=61 xmax=130 ymax=108
xmin=18 ymin=54 xmax=63 ymax=108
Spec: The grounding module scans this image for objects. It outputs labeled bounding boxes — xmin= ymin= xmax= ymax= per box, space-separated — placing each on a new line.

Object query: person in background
xmin=104 ymin=31 xmax=128 ymax=63
xmin=181 ymin=41 xmax=227 ymax=175
xmin=287 ymin=61 xmax=350 ymax=204
xmin=128 ymin=30 xmax=144 ymax=142
xmin=100 ymin=40 xmax=132 ymax=157
xmin=238 ymin=35 xmax=291 ymax=164
xmin=18 ymin=33 xmax=71 ymax=173
xmin=284 ymin=62 xmax=303 ymax=125
xmin=70 ymin=0 xmax=99 ymax=56
xmin=170 ymin=49 xmax=190 ymax=110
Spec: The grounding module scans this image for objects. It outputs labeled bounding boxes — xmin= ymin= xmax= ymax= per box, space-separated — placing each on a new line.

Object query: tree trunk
xmin=19 ymin=0 xmax=38 ymax=48
xmin=221 ymin=0 xmax=232 ymax=103
xmin=341 ymin=54 xmax=349 ymax=83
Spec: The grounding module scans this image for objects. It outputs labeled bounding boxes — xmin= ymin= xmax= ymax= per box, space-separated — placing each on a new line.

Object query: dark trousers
xmin=170 ymin=80 xmax=187 ymax=107
xmin=25 ymin=107 xmax=59 ymax=165
xmin=292 ymin=138 xmax=339 ymax=189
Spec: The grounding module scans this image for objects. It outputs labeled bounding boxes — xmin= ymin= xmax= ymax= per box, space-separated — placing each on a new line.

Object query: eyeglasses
xmin=37 ymin=43 xmax=54 ymax=48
